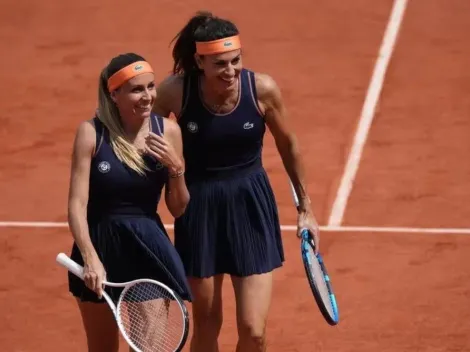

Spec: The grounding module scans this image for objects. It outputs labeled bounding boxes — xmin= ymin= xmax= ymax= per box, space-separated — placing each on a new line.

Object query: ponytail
xmin=170 ymin=11 xmax=240 ymax=75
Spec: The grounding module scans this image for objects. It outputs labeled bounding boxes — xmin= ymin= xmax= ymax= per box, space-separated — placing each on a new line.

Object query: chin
xmin=217 ymin=77 xmax=238 ymax=92
xmin=133 ymin=108 xmax=152 ymax=119
xmin=141 ymin=110 xmax=152 ymax=118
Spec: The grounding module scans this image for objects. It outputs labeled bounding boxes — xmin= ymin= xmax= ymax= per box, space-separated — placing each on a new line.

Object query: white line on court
xmin=1 ymin=221 xmax=469 ymax=235
xmin=328 ymin=0 xmax=409 ymax=227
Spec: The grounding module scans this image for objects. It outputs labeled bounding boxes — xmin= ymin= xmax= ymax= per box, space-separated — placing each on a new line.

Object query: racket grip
xmin=56 ymin=252 xmax=85 ymax=280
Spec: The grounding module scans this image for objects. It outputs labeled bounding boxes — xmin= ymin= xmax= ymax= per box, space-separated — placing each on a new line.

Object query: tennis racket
xmin=288 ymin=181 xmax=340 ymax=326
xmin=56 ymin=252 xmax=189 ymax=352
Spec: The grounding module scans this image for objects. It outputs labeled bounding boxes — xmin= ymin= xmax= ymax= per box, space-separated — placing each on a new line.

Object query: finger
xmin=312 ymin=232 xmax=320 ymax=253
xmin=146 ymin=132 xmax=167 ymax=144
xmin=90 ymin=274 xmax=100 ymax=297
xmin=144 ymin=143 xmax=161 ymax=154
xmin=305 ymin=228 xmax=316 ymax=248
xmin=149 ymin=132 xmax=166 ymax=140
xmin=96 ymin=275 xmax=104 ymax=298
xmin=144 ymin=141 xmax=163 ymax=154
xmin=84 ymin=274 xmax=92 ymax=291
xmin=146 ymin=139 xmax=168 ymax=151
xmin=144 ymin=146 xmax=163 ymax=160
xmin=85 ymin=273 xmax=97 ymax=293
xmin=145 ymin=141 xmax=167 ymax=155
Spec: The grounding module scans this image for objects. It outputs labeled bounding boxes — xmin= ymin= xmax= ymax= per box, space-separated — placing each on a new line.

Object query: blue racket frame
xmin=288 ymin=179 xmax=339 ymax=325
xmin=300 ymin=228 xmax=339 ymax=326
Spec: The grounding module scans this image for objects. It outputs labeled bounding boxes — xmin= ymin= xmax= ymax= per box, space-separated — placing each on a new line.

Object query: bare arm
xmin=256 ymin=73 xmax=319 ymax=241
xmin=67 ymin=120 xmax=106 ymax=296
xmin=256 ymin=73 xmax=312 ymax=212
xmin=163 ymin=119 xmax=190 ymax=218
xmin=152 ymin=75 xmax=184 ymax=119
xmin=68 ymin=120 xmax=97 ymax=260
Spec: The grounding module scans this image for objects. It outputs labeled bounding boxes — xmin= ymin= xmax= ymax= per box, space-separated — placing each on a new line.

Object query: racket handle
xmin=56 ymin=252 xmax=85 ymax=280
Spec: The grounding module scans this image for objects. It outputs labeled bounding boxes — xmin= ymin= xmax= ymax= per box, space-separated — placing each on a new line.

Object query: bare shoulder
xmin=253 ymin=72 xmax=284 ymax=114
xmin=154 ymin=74 xmax=185 ymax=117
xmin=73 ymin=118 xmax=97 ymax=154
xmin=253 ymin=72 xmax=282 ymax=101
xmin=75 ymin=119 xmax=96 ymax=143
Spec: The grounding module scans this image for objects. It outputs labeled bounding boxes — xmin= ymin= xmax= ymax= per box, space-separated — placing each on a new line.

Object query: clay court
xmin=1 ymin=0 xmax=470 ymax=350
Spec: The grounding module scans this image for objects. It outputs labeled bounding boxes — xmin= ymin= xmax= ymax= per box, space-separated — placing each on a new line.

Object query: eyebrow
xmin=213 ymin=54 xmax=241 ymax=64
xmin=129 ymin=81 xmax=155 ymax=88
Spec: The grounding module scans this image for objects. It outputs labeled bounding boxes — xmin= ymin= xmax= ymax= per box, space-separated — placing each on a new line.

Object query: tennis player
xmin=149 ymin=11 xmax=319 ymax=352
xmin=67 ymin=53 xmax=192 ymax=351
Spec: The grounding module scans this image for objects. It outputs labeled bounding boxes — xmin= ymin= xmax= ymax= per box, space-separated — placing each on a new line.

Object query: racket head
xmin=115 ymin=279 xmax=189 ymax=352
xmin=300 ymin=229 xmax=340 ymax=326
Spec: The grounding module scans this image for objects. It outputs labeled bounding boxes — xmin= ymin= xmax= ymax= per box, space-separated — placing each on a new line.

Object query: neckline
xmin=197 ymin=73 xmax=242 ymax=116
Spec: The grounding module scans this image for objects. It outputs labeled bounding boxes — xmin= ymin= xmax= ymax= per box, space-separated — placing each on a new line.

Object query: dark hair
xmin=171 ymin=11 xmax=239 ymax=75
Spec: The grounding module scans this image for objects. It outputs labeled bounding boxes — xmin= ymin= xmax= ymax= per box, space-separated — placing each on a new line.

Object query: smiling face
xmin=110 ymin=72 xmax=156 ymax=121
xmin=195 ymin=49 xmax=243 ymax=93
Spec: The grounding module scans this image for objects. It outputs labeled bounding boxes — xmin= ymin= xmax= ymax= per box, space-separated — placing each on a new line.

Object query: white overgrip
xmin=56 ymin=252 xmax=84 ymax=280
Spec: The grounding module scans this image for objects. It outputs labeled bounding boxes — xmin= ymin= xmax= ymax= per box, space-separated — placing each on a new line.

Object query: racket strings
xmin=306 ymin=244 xmax=335 ymax=318
xmin=117 ymin=282 xmax=184 ymax=352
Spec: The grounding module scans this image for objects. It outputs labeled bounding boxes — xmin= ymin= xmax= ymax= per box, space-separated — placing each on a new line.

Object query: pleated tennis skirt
xmin=174 ymin=165 xmax=285 ymax=278
xmin=68 ymin=213 xmax=193 ymax=303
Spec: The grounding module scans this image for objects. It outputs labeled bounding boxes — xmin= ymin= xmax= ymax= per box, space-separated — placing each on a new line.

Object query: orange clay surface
xmin=1 ymin=0 xmax=469 ymax=351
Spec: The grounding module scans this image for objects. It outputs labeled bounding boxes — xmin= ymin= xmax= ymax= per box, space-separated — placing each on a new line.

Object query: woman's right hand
xmin=83 ymin=255 xmax=106 ymax=299
xmin=144 ymin=132 xmax=184 ymax=175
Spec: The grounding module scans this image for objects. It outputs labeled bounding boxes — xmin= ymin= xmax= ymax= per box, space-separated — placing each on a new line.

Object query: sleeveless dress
xmin=68 ymin=114 xmax=192 ymax=302
xmin=174 ymin=68 xmax=285 ymax=278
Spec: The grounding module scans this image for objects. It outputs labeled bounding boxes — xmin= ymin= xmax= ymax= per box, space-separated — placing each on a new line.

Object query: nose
xmin=225 ymin=64 xmax=235 ymax=77
xmin=141 ymin=88 xmax=152 ymax=101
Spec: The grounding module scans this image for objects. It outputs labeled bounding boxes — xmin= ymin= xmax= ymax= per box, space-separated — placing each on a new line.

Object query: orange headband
xmin=195 ymin=35 xmax=241 ymax=55
xmin=107 ymin=61 xmax=154 ymax=92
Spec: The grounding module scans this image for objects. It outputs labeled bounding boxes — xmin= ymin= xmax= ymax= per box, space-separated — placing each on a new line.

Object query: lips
xmin=219 ymin=77 xmax=236 ymax=86
xmin=136 ymin=105 xmax=151 ymax=111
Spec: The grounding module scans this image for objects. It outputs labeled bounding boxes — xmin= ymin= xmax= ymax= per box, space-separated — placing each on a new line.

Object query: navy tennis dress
xmin=68 ymin=114 xmax=192 ymax=303
xmin=174 ymin=68 xmax=285 ymax=278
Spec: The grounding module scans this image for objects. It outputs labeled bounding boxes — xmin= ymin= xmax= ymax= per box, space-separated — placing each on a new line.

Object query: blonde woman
xmin=67 ymin=53 xmax=192 ymax=351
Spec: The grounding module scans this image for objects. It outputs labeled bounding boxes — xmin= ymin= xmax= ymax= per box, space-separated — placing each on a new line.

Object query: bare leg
xmin=77 ymin=299 xmax=119 ymax=352
xmin=188 ymin=275 xmax=224 ymax=352
xmin=232 ymin=272 xmax=274 ymax=352
xmin=124 ymin=298 xmax=170 ymax=351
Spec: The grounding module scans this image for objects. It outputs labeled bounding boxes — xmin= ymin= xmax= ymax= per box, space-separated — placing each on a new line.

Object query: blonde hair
xmin=97 ymin=65 xmax=150 ymax=176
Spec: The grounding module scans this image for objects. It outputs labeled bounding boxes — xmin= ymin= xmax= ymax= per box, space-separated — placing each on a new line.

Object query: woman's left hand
xmin=144 ymin=132 xmax=183 ymax=174
xmin=297 ymin=210 xmax=320 ymax=253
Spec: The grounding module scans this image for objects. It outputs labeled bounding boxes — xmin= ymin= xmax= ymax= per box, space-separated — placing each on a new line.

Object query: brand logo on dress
xmin=187 ymin=122 xmax=198 ymax=133
xmin=243 ymin=122 xmax=254 ymax=130
xmin=98 ymin=161 xmax=111 ymax=173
